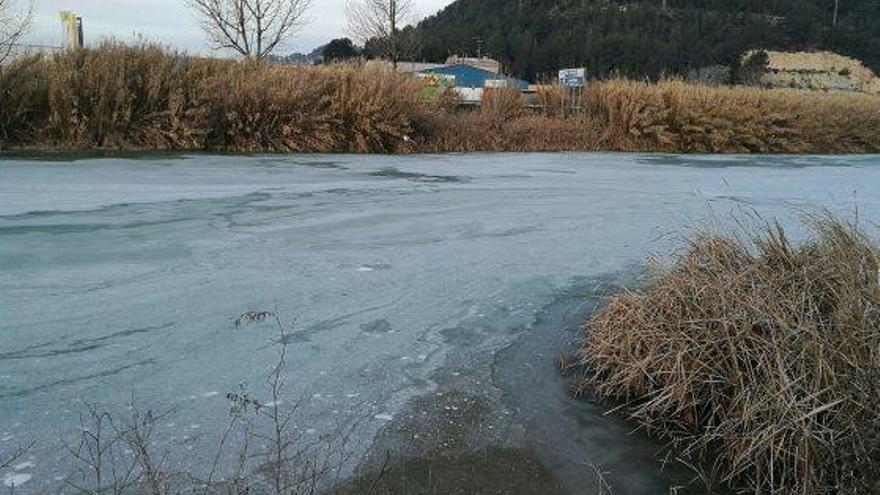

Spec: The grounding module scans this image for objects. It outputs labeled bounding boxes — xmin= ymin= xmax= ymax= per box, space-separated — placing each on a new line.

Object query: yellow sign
xmin=417 ymin=73 xmax=455 ymax=88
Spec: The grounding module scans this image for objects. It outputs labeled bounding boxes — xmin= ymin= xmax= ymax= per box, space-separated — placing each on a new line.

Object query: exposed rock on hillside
xmin=745 ymin=50 xmax=880 ymax=94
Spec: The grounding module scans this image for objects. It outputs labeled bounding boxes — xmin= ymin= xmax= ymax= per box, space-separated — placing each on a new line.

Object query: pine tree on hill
xmin=409 ymin=0 xmax=879 ymax=81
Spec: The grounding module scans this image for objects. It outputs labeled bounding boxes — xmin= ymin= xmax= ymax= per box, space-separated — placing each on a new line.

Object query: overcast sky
xmin=24 ymin=0 xmax=453 ymax=54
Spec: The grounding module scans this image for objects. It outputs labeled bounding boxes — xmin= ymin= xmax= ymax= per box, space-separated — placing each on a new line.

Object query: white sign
xmin=558 ymin=68 xmax=587 ymax=87
xmin=484 ymin=79 xmax=510 ymax=89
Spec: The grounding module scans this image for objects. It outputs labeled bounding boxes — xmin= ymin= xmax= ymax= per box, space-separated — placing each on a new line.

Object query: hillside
xmin=409 ymin=0 xmax=880 ymax=81
xmin=748 ymin=50 xmax=880 ymax=94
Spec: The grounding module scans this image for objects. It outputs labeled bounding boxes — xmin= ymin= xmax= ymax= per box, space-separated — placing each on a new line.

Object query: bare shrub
xmin=62 ymin=401 xmax=175 ymax=495
xmin=574 ymin=214 xmax=880 ymax=493
xmin=50 ymin=311 xmax=354 ymax=495
xmin=203 ymin=311 xmax=356 ymax=495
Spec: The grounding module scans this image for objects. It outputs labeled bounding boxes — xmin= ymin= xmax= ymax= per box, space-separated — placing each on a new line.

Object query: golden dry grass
xmin=584 ymin=79 xmax=880 ymax=154
xmin=423 ymin=80 xmax=880 ymax=153
xmin=0 ymin=54 xmax=50 ymax=144
xmin=0 ymin=42 xmax=422 ymax=152
xmin=0 ymin=43 xmax=878 ymax=153
xmin=574 ymin=215 xmax=880 ymax=493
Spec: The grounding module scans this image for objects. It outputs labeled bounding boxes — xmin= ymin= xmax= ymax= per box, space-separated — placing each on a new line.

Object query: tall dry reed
xmin=584 ymin=79 xmax=880 ymax=153
xmin=0 ymin=42 xmax=422 ymax=152
xmin=0 ymin=44 xmax=878 ymax=154
xmin=0 ymin=54 xmax=50 ymax=145
xmin=574 ymin=215 xmax=880 ymax=493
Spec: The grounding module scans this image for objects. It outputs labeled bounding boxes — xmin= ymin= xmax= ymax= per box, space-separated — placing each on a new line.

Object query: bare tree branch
xmin=184 ymin=0 xmax=312 ymax=59
xmin=346 ymin=0 xmax=415 ymax=67
xmin=0 ymin=0 xmax=34 ymax=65
xmin=0 ymin=441 xmax=35 ymax=471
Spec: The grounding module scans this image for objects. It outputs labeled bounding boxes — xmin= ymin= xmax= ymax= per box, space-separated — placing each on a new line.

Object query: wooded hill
xmin=407 ymin=0 xmax=879 ymax=81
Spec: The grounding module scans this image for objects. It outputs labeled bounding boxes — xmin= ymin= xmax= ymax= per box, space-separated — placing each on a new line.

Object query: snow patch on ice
xmin=374 ymin=414 xmax=393 ymax=421
xmin=3 ymin=473 xmax=32 ymax=487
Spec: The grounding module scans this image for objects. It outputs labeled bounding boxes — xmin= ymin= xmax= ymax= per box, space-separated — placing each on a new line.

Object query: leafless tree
xmin=185 ymin=0 xmax=313 ymax=59
xmin=0 ymin=0 xmax=33 ymax=65
xmin=346 ymin=0 xmax=415 ymax=68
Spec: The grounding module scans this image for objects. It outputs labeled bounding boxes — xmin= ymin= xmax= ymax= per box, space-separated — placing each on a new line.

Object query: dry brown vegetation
xmin=1 ymin=43 xmax=879 ymax=154
xmin=573 ymin=215 xmax=880 ymax=494
xmin=586 ymin=80 xmax=880 ymax=154
xmin=0 ymin=42 xmax=421 ymax=152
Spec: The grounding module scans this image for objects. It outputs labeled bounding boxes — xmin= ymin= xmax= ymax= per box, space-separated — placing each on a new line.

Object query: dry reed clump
xmin=425 ymin=80 xmax=878 ymax=154
xmin=198 ymin=61 xmax=422 ymax=153
xmin=1 ymin=43 xmax=879 ymax=153
xmin=574 ymin=215 xmax=880 ymax=494
xmin=418 ymin=86 xmax=604 ymax=152
xmin=0 ymin=54 xmax=50 ymax=146
xmin=46 ymin=42 xmax=196 ymax=149
xmin=480 ymin=87 xmax=527 ymax=123
xmin=535 ymin=85 xmax=565 ymax=118
xmin=0 ymin=42 xmax=422 ymax=152
xmin=584 ymin=79 xmax=880 ymax=153
xmin=422 ymin=112 xmax=604 ymax=152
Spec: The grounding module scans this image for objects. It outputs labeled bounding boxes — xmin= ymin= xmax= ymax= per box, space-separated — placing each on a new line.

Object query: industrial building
xmin=399 ymin=56 xmax=529 ymax=103
xmin=417 ymin=64 xmax=528 ymax=90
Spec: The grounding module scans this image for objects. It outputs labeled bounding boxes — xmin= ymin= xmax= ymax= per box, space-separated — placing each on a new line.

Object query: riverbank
xmin=2 ymin=43 xmax=879 ymax=155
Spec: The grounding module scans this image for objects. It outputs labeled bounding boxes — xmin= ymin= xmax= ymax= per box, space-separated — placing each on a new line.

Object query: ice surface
xmin=3 ymin=473 xmax=32 ymax=487
xmin=1 ymin=152 xmax=879 ymax=493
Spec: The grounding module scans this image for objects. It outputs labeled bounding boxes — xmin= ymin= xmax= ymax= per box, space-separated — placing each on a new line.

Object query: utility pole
xmin=473 ymin=37 xmax=484 ymax=59
xmin=389 ymin=0 xmax=397 ymax=67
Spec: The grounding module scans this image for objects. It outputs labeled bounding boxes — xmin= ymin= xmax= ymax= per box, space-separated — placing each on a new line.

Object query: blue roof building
xmin=417 ymin=64 xmax=529 ymax=90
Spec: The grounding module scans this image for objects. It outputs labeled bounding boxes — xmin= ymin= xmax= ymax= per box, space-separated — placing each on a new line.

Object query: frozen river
xmin=2 ymin=152 xmax=879 ymax=494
